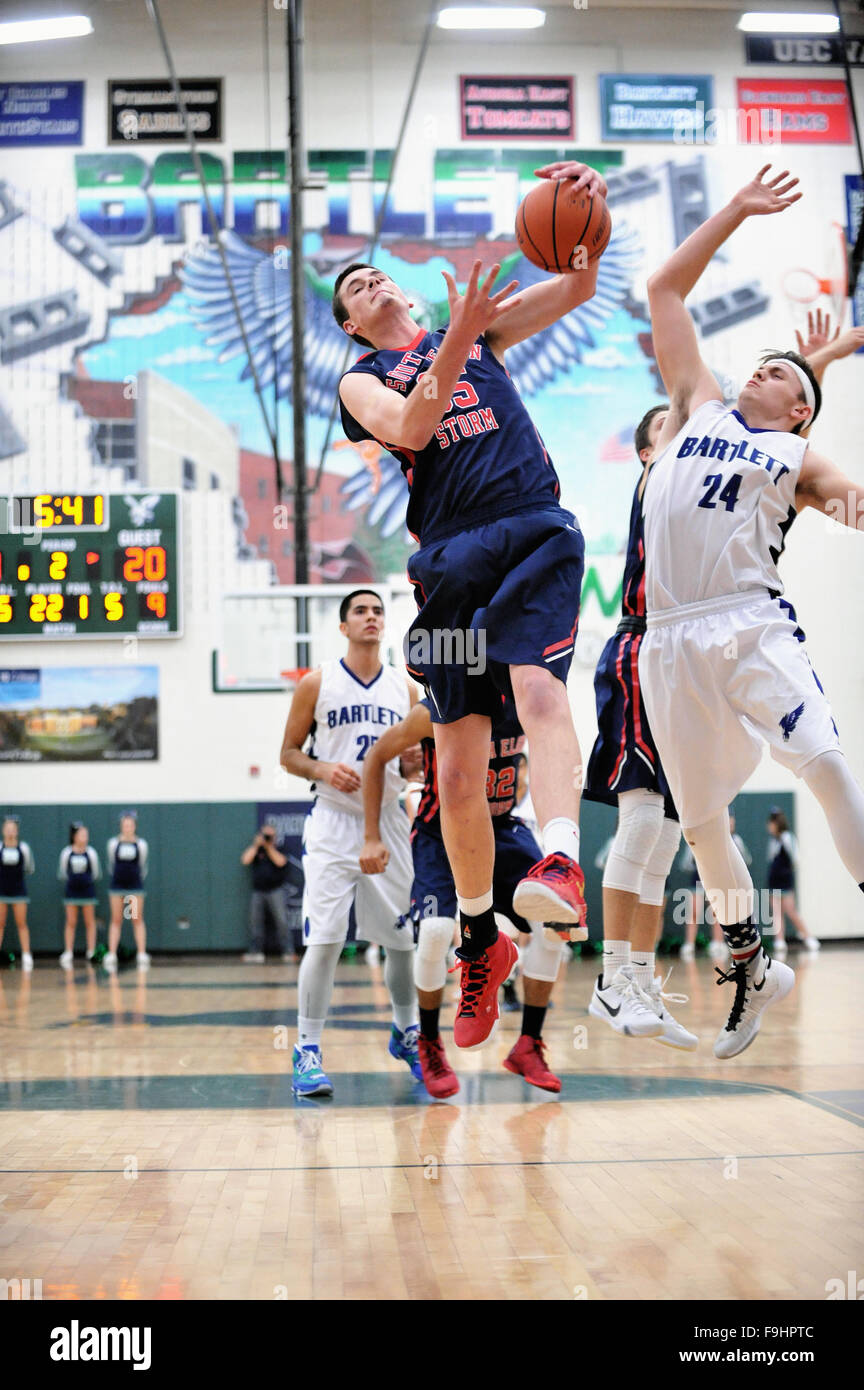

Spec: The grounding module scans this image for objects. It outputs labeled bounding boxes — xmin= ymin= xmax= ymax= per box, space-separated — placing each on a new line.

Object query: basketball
xmin=515 ymin=179 xmax=612 ymax=274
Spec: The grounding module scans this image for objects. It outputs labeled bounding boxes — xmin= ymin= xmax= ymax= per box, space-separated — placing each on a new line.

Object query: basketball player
xmin=0 ymin=816 xmax=34 ymax=971
xmin=335 ymin=160 xmax=607 ymax=1047
xmin=584 ymin=405 xmax=695 ymax=1049
xmin=104 ymin=812 xmax=149 ymax=972
xmin=280 ymin=589 xmax=420 ymax=1097
xmin=641 ymin=164 xmax=864 ymax=1057
xmin=360 ymin=699 xmax=564 ymax=1096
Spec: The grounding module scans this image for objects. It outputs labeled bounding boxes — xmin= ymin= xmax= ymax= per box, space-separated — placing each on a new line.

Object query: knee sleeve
xmin=603 ymin=788 xmax=665 ymax=897
xmin=639 ymin=817 xmax=681 ymax=907
xmin=684 ymin=813 xmax=753 ymax=926
xmin=802 ymin=750 xmax=864 ymax=884
xmin=522 ymin=927 xmax=564 ymax=983
xmin=414 ymin=917 xmax=455 ymax=992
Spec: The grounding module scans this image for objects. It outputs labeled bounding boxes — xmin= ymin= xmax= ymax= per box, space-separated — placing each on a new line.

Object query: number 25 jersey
xmin=642 ymin=399 xmax=807 ymax=612
xmin=310 ymin=658 xmax=410 ymax=815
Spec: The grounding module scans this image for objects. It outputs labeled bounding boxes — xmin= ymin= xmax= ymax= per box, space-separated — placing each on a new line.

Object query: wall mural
xmin=2 ymin=145 xmax=770 ymax=602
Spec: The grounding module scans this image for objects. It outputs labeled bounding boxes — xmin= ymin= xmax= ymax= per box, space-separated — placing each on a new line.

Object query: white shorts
xmin=640 ymin=591 xmax=841 ymax=828
xmin=302 ymin=798 xmax=414 ymax=950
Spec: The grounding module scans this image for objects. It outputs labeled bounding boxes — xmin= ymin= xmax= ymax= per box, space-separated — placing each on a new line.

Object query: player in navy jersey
xmin=361 ymin=698 xmax=566 ymax=1095
xmin=336 ymin=159 xmax=607 ymax=1049
xmin=583 ymin=406 xmax=695 ymax=1049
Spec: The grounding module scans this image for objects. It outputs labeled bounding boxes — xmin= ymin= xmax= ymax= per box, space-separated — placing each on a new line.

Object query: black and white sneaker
xmin=588 ymin=967 xmax=663 ymax=1038
xmin=713 ymin=953 xmax=795 ymax=1059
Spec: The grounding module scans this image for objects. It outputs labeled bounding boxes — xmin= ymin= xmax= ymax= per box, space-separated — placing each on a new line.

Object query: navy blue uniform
xmin=340 ymin=328 xmax=584 ymax=723
xmin=585 ymin=470 xmax=676 ymax=819
xmin=108 ymin=838 xmax=146 ymax=894
xmin=768 ymin=832 xmax=796 ymax=893
xmin=0 ymin=843 xmax=32 ymax=901
xmin=60 ymin=847 xmax=99 ymax=903
xmin=410 ymin=698 xmax=540 ymax=931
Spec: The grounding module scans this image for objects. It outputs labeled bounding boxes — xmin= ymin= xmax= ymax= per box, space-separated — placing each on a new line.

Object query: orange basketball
xmin=515 ymin=179 xmax=612 ymax=274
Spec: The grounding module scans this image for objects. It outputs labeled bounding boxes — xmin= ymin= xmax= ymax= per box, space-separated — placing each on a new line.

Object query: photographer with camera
xmin=241 ymin=821 xmax=292 ymax=963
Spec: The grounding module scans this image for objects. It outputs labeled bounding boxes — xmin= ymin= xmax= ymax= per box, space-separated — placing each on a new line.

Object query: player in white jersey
xmin=641 ymin=165 xmax=864 ymax=1058
xmin=280 ymin=589 xmax=421 ymax=1097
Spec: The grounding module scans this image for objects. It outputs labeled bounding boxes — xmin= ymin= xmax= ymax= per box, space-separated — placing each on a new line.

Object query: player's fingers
xmin=466 ymin=259 xmax=483 ymax=296
xmin=490 ymin=279 xmax=520 ymax=305
xmin=767 ymin=168 xmax=790 ymax=187
xmin=480 ymin=262 xmax=502 ymax=297
xmin=492 ymin=295 xmax=523 ymax=317
xmin=773 ymin=176 xmax=799 ymax=197
xmin=755 ymin=163 xmax=772 ymax=182
xmin=441 ymin=270 xmax=458 ymax=303
xmin=794 ymin=329 xmax=804 ymax=353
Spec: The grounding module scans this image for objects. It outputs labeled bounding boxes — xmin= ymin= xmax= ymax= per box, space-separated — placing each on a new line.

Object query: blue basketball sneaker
xmin=292 ymin=1044 xmax=333 ymax=1097
xmin=389 ymin=1024 xmax=424 ymax=1082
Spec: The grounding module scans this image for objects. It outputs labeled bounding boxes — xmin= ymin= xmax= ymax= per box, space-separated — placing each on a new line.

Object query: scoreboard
xmin=0 ymin=492 xmax=181 ymax=639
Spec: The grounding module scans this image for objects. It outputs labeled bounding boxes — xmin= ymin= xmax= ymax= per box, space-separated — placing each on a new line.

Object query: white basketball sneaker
xmin=646 ymin=972 xmax=698 ymax=1051
xmin=589 ymin=967 xmax=663 ymax=1038
xmin=713 ymin=952 xmax=795 ymax=1059
xmin=59 ymin=950 xmax=73 ymax=970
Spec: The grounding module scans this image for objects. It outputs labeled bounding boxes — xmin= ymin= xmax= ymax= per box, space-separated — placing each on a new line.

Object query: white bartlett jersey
xmin=310 ymin=658 xmax=410 ymax=814
xmin=642 ymin=399 xmax=808 ymax=612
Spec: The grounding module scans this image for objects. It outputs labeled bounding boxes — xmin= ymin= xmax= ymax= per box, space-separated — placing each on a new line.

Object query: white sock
xmin=602 ymin=938 xmax=630 ymax=990
xmin=457 ymin=889 xmax=494 ymax=916
xmin=542 ymin=818 xmax=580 ymax=863
xmin=630 ymin=951 xmax=655 ymax=990
xmin=392 ymin=1004 xmax=417 ymax=1033
xmin=298 ymin=1016 xmax=325 ymax=1048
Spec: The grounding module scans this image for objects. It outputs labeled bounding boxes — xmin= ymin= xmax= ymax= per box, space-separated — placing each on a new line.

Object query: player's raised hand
xmin=828 ymin=324 xmax=864 ymax=360
xmin=796 ymin=307 xmax=840 ymax=357
xmin=442 ymin=260 xmax=521 ymax=341
xmin=534 ymin=161 xmax=607 ymax=198
xmin=399 ymin=743 xmax=424 ymax=780
xmin=732 ymin=165 xmax=801 ymax=217
xmin=324 ymin=761 xmax=362 ymax=793
xmin=359 ymin=839 xmax=389 ymax=874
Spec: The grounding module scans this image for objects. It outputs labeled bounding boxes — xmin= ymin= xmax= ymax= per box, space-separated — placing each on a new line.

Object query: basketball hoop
xmin=782 ymin=222 xmax=850 ymax=327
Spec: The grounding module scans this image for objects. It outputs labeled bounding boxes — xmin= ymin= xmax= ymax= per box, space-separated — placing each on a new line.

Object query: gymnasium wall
xmin=1 ymin=789 xmax=794 ymax=956
xmin=1 ymin=0 xmax=861 ymax=935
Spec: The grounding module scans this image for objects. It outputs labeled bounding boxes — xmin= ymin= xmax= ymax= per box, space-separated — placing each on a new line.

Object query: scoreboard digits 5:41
xmin=0 ymin=492 xmax=181 ymax=639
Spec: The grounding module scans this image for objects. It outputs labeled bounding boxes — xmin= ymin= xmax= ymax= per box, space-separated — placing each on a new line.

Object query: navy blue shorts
xmin=405 ymin=506 xmax=584 ymax=724
xmin=410 ymin=814 xmax=541 ymax=932
xmin=584 ymin=627 xmax=677 ymax=820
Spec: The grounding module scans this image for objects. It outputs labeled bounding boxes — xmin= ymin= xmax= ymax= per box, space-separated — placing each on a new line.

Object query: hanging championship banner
xmin=735 ymin=78 xmax=852 ymax=144
xmin=108 ymin=78 xmax=222 ymax=143
xmin=460 ymin=75 xmax=574 ymax=140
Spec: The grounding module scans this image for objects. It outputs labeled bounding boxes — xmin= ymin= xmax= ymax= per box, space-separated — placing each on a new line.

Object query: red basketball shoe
xmin=512 ymin=853 xmax=588 ymax=940
xmin=503 ymin=1035 xmax=562 ymax=1093
xmin=452 ymin=933 xmax=518 ymax=1049
xmin=418 ymin=1035 xmax=460 ymax=1099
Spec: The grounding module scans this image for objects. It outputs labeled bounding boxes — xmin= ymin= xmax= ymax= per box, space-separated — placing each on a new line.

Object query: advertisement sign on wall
xmin=735 ymin=78 xmax=852 ymax=143
xmin=460 ymin=75 xmax=574 ymax=140
xmin=598 ymin=74 xmax=714 ymax=142
xmin=0 ymin=666 xmax=159 ymax=761
xmin=0 ymin=81 xmax=84 ymax=146
xmin=744 ymin=34 xmax=864 ymax=66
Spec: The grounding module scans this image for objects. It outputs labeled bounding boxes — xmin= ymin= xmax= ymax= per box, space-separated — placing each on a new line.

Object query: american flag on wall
xmin=599 ymin=427 xmax=636 ymax=464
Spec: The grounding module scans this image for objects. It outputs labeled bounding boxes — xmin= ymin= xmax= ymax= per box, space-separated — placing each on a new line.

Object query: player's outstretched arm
xmin=648 ymin=166 xmax=800 ymax=428
xmin=360 ymin=703 xmax=433 ymax=873
xmin=339 ymin=260 xmax=520 ymax=452
xmin=796 ymin=447 xmax=864 ymax=529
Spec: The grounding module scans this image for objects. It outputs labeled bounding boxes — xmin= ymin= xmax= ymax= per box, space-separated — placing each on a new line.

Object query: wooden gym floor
xmin=0 ymin=946 xmax=862 ymax=1301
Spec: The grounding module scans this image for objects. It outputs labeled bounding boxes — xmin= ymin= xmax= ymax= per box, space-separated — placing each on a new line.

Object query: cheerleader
xmin=0 ymin=816 xmax=34 ymax=971
xmin=58 ymin=823 xmax=101 ymax=968
xmin=104 ymin=812 xmax=149 ymax=971
xmin=767 ymin=810 xmax=819 ymax=955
